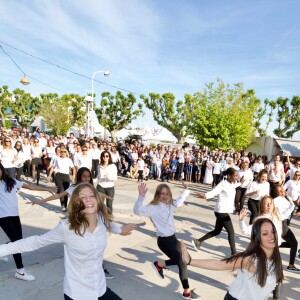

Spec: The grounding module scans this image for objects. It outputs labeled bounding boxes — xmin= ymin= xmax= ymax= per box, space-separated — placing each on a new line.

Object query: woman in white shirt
xmin=30 ymin=138 xmax=44 ymax=185
xmin=192 ymin=168 xmax=241 ymax=256
xmin=134 ymin=181 xmax=199 ymax=300
xmin=22 ymin=138 xmax=32 ymax=179
xmin=234 ymin=161 xmax=253 ymax=214
xmin=48 ymin=148 xmax=76 ymax=212
xmin=0 ymin=182 xmax=136 ymax=300
xmin=181 ymin=218 xmax=283 ymax=300
xmin=14 ymin=141 xmax=26 ymax=180
xmin=0 ymin=137 xmax=17 ymax=178
xmin=96 ymin=151 xmax=118 ymax=214
xmin=0 ymin=162 xmax=54 ymax=281
xmin=284 ymin=171 xmax=300 ymax=215
xmin=246 ymin=169 xmax=270 ymax=224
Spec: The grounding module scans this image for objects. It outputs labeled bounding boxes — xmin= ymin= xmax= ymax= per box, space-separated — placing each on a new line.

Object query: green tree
xmin=11 ymin=88 xmax=41 ymax=127
xmin=0 ymin=85 xmax=12 ymax=128
xmin=39 ymin=93 xmax=86 ymax=135
xmin=254 ymin=98 xmax=277 ymax=137
xmin=140 ymin=92 xmax=187 ymax=143
xmin=185 ymin=80 xmax=261 ymax=150
xmin=95 ymin=91 xmax=143 ymax=140
xmin=272 ymin=96 xmax=300 ymax=138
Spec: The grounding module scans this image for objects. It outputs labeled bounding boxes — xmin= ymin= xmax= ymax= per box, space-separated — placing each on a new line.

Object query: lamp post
xmin=85 ymin=70 xmax=110 ymax=138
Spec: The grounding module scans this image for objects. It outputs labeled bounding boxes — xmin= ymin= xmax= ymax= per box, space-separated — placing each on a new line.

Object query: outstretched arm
xmin=181 ymin=241 xmax=251 ymax=271
xmin=22 ymin=183 xmax=56 ymax=194
xmin=26 ymin=191 xmax=68 ymax=205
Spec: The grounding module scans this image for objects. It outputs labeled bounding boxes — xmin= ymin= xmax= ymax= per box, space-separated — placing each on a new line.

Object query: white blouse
xmin=134 ymin=189 xmax=190 ymax=237
xmin=0 ymin=217 xmax=121 ymax=300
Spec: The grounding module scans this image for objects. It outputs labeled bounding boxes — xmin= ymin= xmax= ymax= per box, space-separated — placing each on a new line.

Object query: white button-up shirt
xmin=0 ymin=217 xmax=121 ymax=300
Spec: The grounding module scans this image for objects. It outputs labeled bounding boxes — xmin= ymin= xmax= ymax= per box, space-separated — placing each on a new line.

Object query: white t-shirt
xmin=284 ymin=180 xmax=300 ymax=201
xmin=0 ymin=179 xmax=23 ymax=218
xmin=228 ymin=260 xmax=276 ymax=300
xmin=246 ymin=181 xmax=270 ymax=200
xmin=0 ymin=148 xmax=17 ymax=168
xmin=53 ymin=157 xmax=74 ymax=175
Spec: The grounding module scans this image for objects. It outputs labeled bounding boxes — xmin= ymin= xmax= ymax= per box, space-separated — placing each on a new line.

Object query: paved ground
xmin=0 ymin=176 xmax=300 ymax=300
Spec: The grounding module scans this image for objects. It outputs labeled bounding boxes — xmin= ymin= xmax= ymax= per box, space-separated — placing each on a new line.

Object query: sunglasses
xmin=5 ymin=140 xmax=11 ymax=142
xmin=103 ymin=155 xmax=110 ymax=157
xmin=34 ymin=141 xmax=39 ymax=143
xmin=60 ymin=151 xmax=67 ymax=153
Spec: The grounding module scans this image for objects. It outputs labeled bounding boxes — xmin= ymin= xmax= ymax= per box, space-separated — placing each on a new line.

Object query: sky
xmin=1 ymin=0 xmax=300 ymax=135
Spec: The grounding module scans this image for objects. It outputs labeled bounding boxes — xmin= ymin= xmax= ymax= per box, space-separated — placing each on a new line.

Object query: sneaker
xmin=104 ymin=268 xmax=114 ymax=279
xmin=182 ymin=289 xmax=201 ymax=299
xmin=152 ymin=261 xmax=164 ymax=279
xmin=61 ymin=207 xmax=67 ymax=212
xmin=15 ymin=269 xmax=35 ymax=281
xmin=287 ymin=266 xmax=300 ymax=273
xmin=192 ymin=239 xmax=201 ymax=252
xmin=0 ymin=256 xmax=8 ymax=263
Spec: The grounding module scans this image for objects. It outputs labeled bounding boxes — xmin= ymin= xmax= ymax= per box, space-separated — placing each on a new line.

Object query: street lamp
xmin=20 ymin=75 xmax=30 ymax=85
xmin=85 ymin=70 xmax=110 ymax=137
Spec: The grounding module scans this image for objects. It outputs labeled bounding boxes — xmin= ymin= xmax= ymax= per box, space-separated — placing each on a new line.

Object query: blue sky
xmin=1 ymin=0 xmax=300 ymax=133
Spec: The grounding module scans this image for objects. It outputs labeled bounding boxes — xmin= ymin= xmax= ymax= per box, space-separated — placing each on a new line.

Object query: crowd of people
xmin=0 ymin=127 xmax=300 ymax=299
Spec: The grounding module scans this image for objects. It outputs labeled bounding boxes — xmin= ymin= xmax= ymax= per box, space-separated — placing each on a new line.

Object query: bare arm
xmin=22 ymin=184 xmax=56 ymax=194
xmin=27 ymin=191 xmax=68 ymax=205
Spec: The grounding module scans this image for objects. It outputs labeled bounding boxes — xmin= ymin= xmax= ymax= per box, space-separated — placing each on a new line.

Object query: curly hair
xmin=68 ymin=183 xmax=112 ymax=236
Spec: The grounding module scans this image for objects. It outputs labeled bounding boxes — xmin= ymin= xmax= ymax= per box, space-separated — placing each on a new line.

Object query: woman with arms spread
xmin=0 ymin=183 xmax=136 ymax=300
xmin=182 ymin=218 xmax=283 ymax=300
xmin=134 ymin=181 xmax=199 ymax=300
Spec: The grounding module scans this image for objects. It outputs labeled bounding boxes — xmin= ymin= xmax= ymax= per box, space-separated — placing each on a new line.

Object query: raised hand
xmin=138 ymin=183 xmax=148 ymax=196
xmin=181 ymin=180 xmax=188 ymax=190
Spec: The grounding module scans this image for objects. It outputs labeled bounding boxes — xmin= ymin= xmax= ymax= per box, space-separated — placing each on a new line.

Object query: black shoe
xmin=152 ymin=261 xmax=164 ymax=279
xmin=104 ymin=268 xmax=114 ymax=279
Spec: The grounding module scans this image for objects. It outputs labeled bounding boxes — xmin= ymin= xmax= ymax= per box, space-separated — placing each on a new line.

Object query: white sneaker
xmin=15 ymin=269 xmax=35 ymax=281
xmin=0 ymin=256 xmax=8 ymax=263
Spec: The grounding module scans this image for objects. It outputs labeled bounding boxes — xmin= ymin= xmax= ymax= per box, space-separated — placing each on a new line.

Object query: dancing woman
xmin=134 ymin=181 xmax=199 ymax=300
xmin=192 ymin=168 xmax=241 ymax=255
xmin=0 ymin=183 xmax=136 ymax=300
xmin=182 ymin=218 xmax=283 ymax=300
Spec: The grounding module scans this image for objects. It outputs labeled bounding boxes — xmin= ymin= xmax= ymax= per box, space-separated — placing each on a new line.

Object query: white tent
xmin=115 ymin=128 xmax=130 ymax=140
xmin=85 ymin=110 xmax=110 ymax=137
xmin=30 ymin=116 xmax=46 ymax=131
xmin=151 ymin=128 xmax=178 ymax=143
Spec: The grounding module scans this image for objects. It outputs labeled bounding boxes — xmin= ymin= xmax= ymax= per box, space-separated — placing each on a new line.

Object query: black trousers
xmin=92 ymin=159 xmax=100 ymax=178
xmin=64 ymin=287 xmax=122 ymax=300
xmin=224 ymin=292 xmax=238 ymax=300
xmin=157 ymin=234 xmax=189 ymax=289
xmin=54 ymin=173 xmax=70 ymax=208
xmin=280 ymin=220 xmax=298 ymax=265
xmin=234 ymin=187 xmax=247 ymax=212
xmin=5 ymin=167 xmax=16 ymax=178
xmin=247 ymin=199 xmax=260 ymax=225
xmin=96 ymin=185 xmax=115 ymax=214
xmin=0 ymin=216 xmax=23 ymax=269
xmin=15 ymin=166 xmax=23 ymax=181
xmin=198 ymin=212 xmax=236 ymax=255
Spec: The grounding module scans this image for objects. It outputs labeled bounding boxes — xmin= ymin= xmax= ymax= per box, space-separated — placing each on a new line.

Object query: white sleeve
xmin=107 ymin=164 xmax=118 ymax=181
xmin=238 ymin=220 xmax=252 ymax=237
xmin=279 ymin=202 xmax=295 ymax=221
xmin=0 ymin=222 xmax=64 ymax=257
xmin=172 ymin=189 xmax=190 ymax=207
xmin=206 ymin=181 xmax=225 ymax=199
xmin=133 ymin=195 xmax=155 ymax=217
xmin=110 ymin=222 xmax=122 ymax=234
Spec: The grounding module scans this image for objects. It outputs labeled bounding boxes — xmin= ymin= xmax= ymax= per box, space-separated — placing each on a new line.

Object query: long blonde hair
xmin=149 ymin=184 xmax=173 ymax=205
xmin=68 ymin=183 xmax=112 ymax=236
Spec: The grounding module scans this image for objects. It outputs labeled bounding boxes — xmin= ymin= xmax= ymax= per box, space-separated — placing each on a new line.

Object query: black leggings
xmin=280 ymin=220 xmax=298 ymax=265
xmin=157 ymin=234 xmax=189 ymax=289
xmin=224 ymin=292 xmax=238 ymax=300
xmin=0 ymin=216 xmax=24 ymax=269
xmin=64 ymin=287 xmax=122 ymax=300
xmin=54 ymin=173 xmax=70 ymax=208
xmin=96 ymin=185 xmax=115 ymax=214
xmin=198 ymin=212 xmax=236 ymax=255
xmin=247 ymin=199 xmax=260 ymax=225
xmin=234 ymin=187 xmax=247 ymax=212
